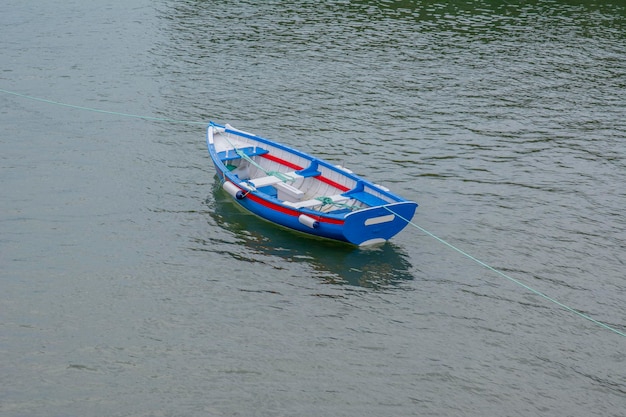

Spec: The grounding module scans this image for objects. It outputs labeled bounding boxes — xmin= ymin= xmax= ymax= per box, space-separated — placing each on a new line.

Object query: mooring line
xmin=385 ymin=207 xmax=626 ymax=338
xmin=4 ymin=87 xmax=622 ymax=337
xmin=0 ymin=87 xmax=207 ymax=125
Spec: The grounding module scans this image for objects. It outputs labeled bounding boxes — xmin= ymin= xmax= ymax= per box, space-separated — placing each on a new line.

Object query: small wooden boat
xmin=207 ymin=122 xmax=418 ymax=246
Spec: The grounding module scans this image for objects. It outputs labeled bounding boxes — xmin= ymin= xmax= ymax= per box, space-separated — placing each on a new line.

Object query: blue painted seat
xmin=218 ymin=146 xmax=269 ymax=162
xmin=342 ymin=181 xmax=389 ymax=207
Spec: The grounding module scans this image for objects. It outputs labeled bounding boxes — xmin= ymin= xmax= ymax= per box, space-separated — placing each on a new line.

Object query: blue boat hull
xmin=207 ymin=122 xmax=418 ymax=246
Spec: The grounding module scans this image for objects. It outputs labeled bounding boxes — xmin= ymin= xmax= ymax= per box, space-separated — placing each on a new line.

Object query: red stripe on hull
xmin=246 ymin=192 xmax=299 ymax=216
xmin=232 ymin=183 xmax=345 ymax=225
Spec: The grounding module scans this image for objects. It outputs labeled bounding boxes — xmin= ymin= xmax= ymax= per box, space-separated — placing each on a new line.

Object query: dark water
xmin=2 ymin=1 xmax=625 ymax=416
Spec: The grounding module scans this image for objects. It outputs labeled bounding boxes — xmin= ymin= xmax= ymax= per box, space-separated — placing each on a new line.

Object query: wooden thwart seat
xmin=246 ymin=162 xmax=322 ymax=188
xmin=247 ymin=171 xmax=301 ymax=188
xmin=284 ymin=194 xmax=350 ymax=209
xmin=275 ymin=182 xmax=305 ymax=201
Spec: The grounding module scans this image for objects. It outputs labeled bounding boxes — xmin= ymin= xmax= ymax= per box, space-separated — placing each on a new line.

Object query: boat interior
xmin=214 ymin=132 xmax=394 ymax=214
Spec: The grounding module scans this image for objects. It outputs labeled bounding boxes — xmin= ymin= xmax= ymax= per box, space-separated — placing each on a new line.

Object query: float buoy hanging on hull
xmin=223 ymin=181 xmax=245 ymax=200
xmin=298 ymin=214 xmax=319 ymax=229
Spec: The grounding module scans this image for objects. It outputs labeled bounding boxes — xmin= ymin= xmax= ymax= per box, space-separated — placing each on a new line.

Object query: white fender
xmin=298 ymin=214 xmax=319 ymax=229
xmin=223 ymin=181 xmax=245 ymax=200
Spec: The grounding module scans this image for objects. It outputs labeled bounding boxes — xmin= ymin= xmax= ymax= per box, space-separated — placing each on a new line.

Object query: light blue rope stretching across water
xmin=0 ymin=88 xmax=207 ymax=125
xmin=4 ymin=87 xmax=623 ymax=338
xmin=384 ymin=206 xmax=626 ymax=338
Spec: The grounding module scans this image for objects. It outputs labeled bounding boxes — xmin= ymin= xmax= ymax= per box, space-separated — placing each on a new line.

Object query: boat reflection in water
xmin=209 ymin=183 xmax=415 ymax=289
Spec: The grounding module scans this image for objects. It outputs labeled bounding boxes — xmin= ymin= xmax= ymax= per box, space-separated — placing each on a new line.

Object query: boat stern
xmin=342 ymin=202 xmax=418 ymax=246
